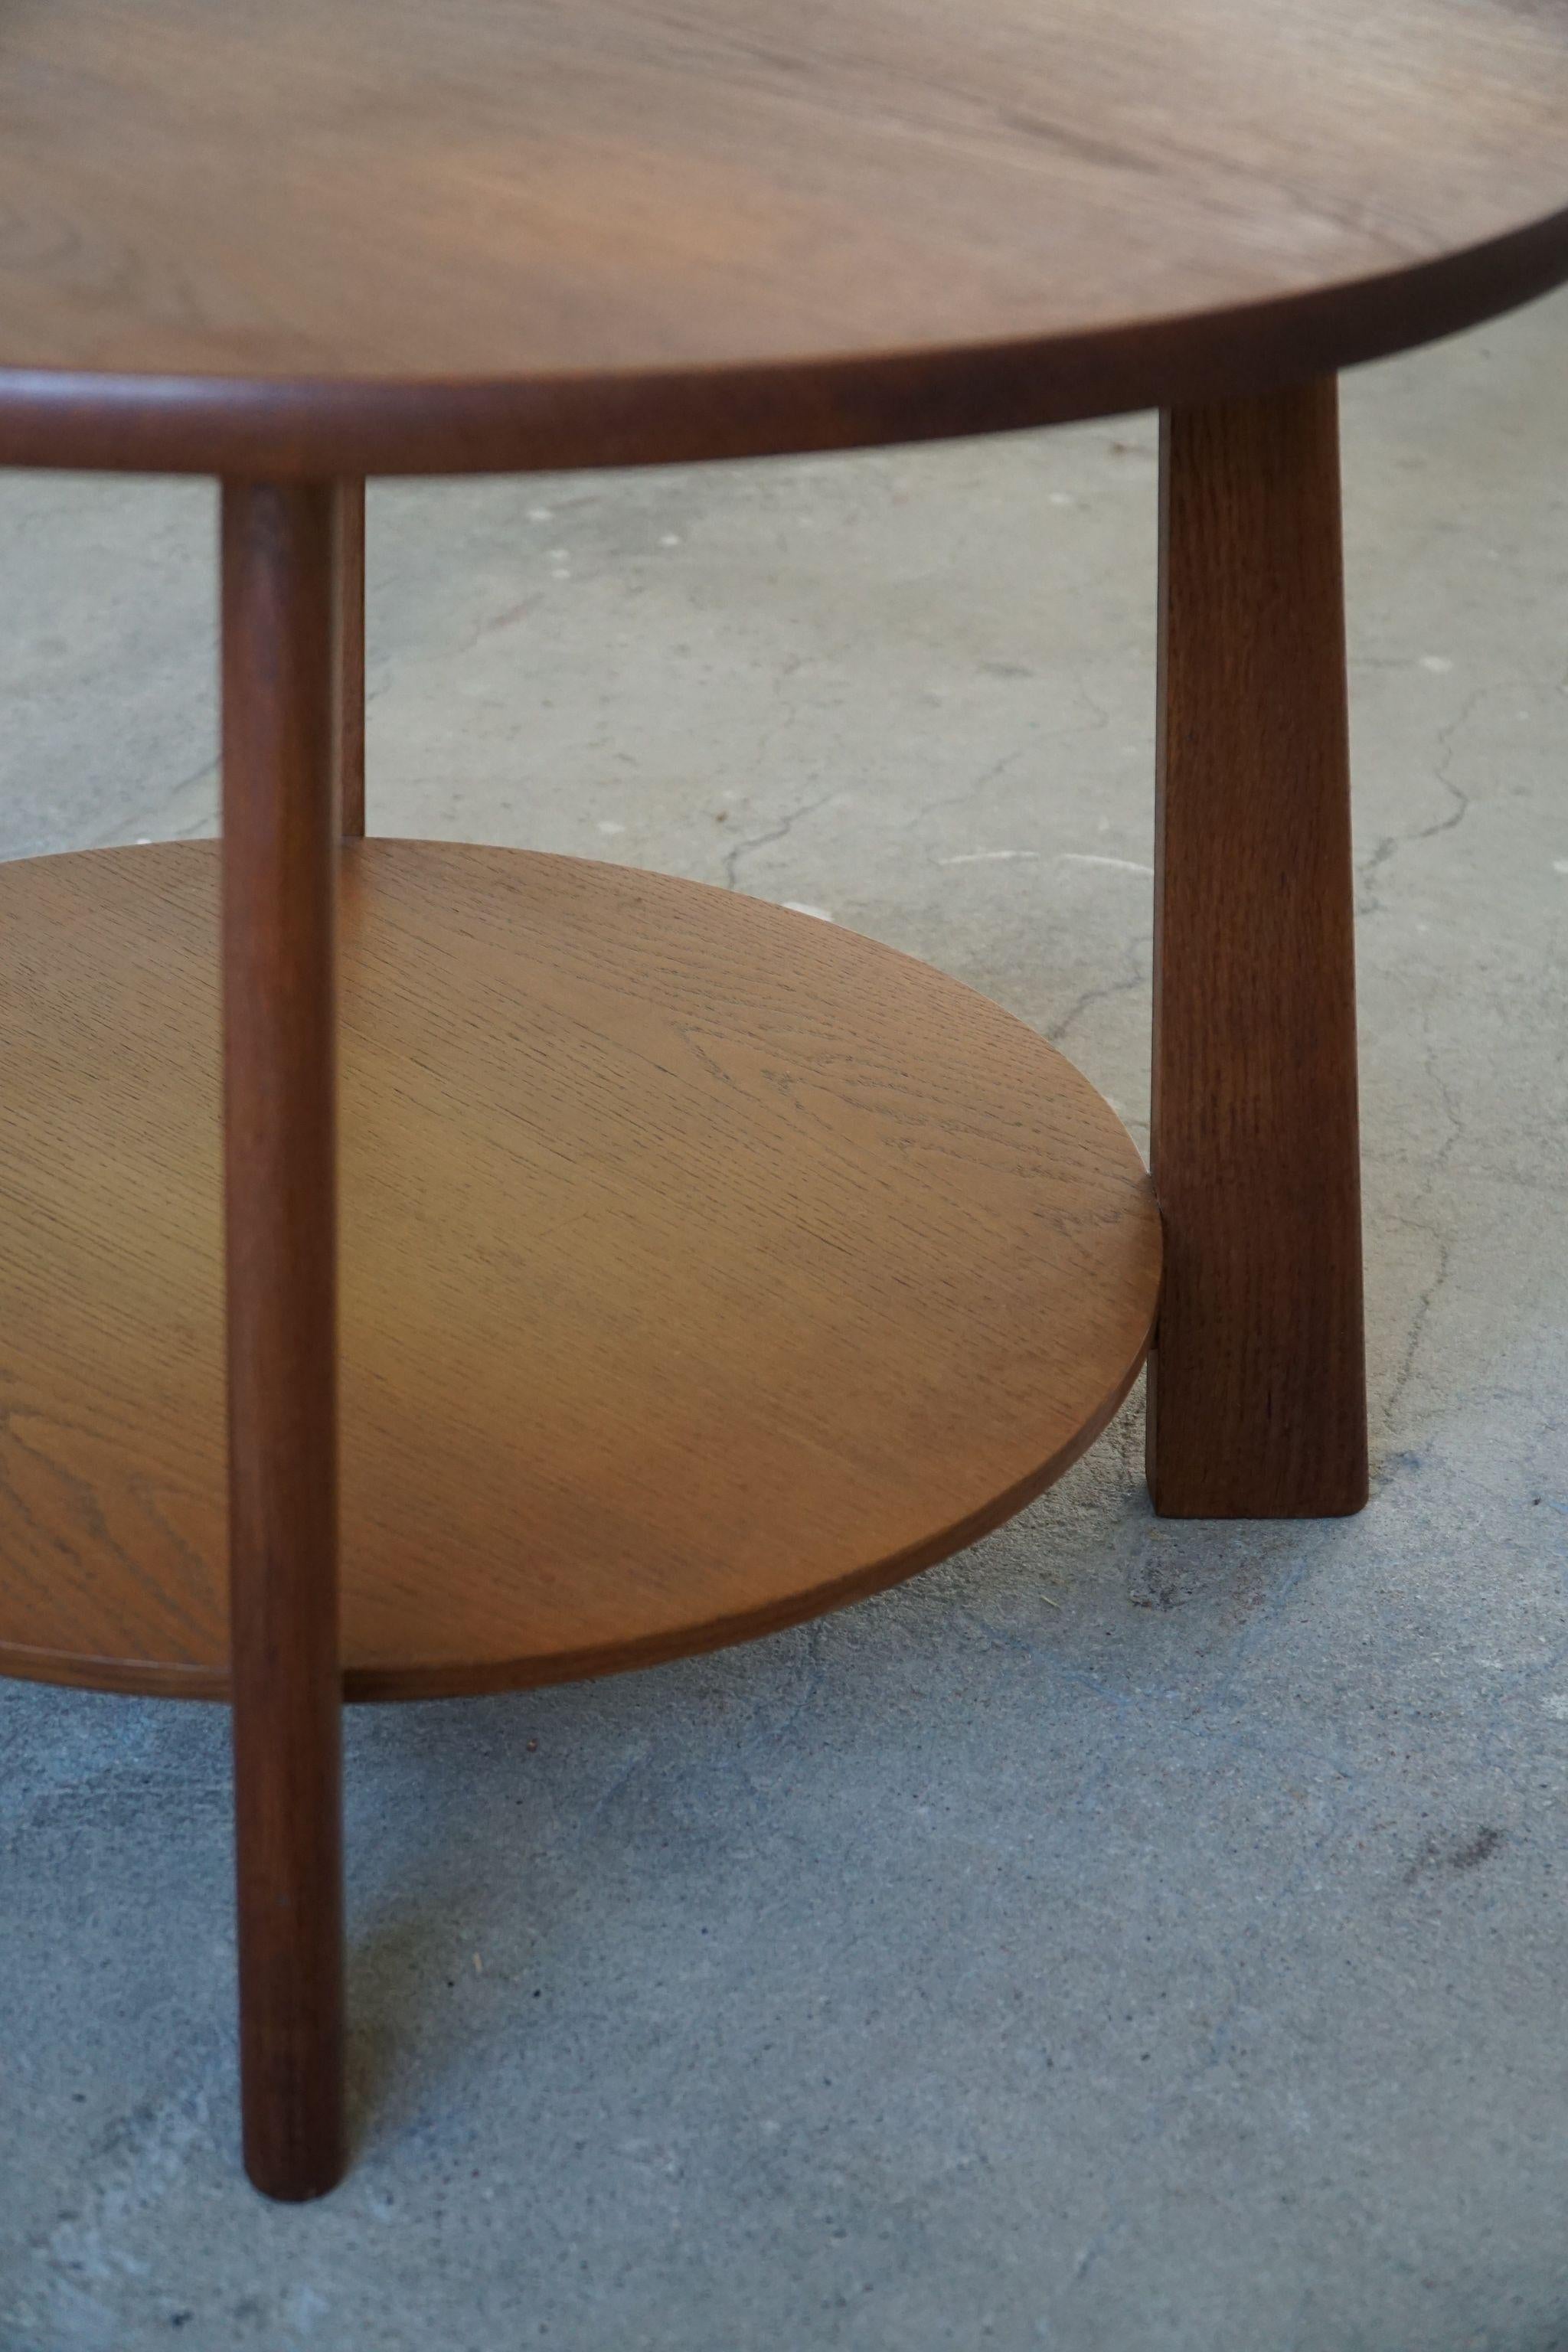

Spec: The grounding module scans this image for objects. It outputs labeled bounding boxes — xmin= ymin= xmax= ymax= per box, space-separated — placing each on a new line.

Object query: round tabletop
xmin=0 ymin=840 xmax=1159 ymax=1700
xmin=3 ymin=0 xmax=1568 ymax=475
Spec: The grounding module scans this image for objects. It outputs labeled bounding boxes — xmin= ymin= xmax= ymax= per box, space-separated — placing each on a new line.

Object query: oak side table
xmin=2 ymin=0 xmax=1566 ymax=2203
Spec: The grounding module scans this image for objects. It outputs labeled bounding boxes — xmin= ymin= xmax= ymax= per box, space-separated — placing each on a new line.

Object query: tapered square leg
xmin=1147 ymin=380 xmax=1368 ymax=1517
xmin=222 ymin=480 xmax=346 ymax=2200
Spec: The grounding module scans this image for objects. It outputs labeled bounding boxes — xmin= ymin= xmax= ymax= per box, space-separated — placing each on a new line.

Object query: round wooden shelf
xmin=2 ymin=0 xmax=1567 ymax=474
xmin=0 ymin=840 xmax=1159 ymax=1702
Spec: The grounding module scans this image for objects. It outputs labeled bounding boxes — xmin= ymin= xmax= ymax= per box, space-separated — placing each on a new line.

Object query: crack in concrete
xmin=910 ymin=742 xmax=1032 ymax=828
xmin=1045 ymin=954 xmax=1148 ymax=1050
xmin=1376 ymin=991 xmax=1466 ymax=1459
xmin=1357 ymin=683 xmax=1483 ymax=917
xmin=720 ymin=787 xmax=837 ymax=893
xmin=1380 ymin=1219 xmax=1455 ymax=1459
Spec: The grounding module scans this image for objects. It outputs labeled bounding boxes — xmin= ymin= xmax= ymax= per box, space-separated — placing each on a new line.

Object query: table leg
xmin=1147 ymin=378 xmax=1367 ymax=1517
xmin=336 ymin=482 xmax=366 ymax=839
xmin=221 ymin=480 xmax=346 ymax=2199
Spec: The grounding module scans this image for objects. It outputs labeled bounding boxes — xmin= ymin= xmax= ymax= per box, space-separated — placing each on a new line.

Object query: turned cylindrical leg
xmin=335 ymin=482 xmax=366 ymax=839
xmin=222 ymin=479 xmax=345 ymax=2199
xmin=1147 ymin=378 xmax=1367 ymax=1517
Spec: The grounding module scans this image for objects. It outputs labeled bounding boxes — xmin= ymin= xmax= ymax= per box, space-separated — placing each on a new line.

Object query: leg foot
xmin=1147 ymin=379 xmax=1367 ymax=1518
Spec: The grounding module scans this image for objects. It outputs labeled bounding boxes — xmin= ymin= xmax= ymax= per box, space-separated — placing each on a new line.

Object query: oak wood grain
xmin=0 ymin=840 xmax=1158 ymax=1701
xmin=221 ymin=481 xmax=345 ymax=2200
xmin=1147 ymin=382 xmax=1367 ymax=1517
xmin=0 ymin=0 xmax=1566 ymax=474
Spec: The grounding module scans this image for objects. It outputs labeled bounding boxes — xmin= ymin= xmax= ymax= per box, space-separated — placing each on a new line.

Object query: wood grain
xmin=1147 ymin=381 xmax=1367 ymax=1517
xmin=0 ymin=841 xmax=1159 ymax=1701
xmin=221 ymin=482 xmax=345 ymax=2200
xmin=0 ymin=0 xmax=1566 ymax=473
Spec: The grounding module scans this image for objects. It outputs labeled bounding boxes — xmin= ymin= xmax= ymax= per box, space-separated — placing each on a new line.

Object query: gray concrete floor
xmin=3 ymin=287 xmax=1568 ymax=2352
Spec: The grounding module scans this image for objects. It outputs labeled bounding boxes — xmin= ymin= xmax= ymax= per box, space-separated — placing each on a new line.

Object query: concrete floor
xmin=3 ymin=286 xmax=1567 ymax=2352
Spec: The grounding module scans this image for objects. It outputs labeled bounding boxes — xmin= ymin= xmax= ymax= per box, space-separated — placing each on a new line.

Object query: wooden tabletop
xmin=3 ymin=0 xmax=1568 ymax=474
xmin=0 ymin=841 xmax=1159 ymax=1699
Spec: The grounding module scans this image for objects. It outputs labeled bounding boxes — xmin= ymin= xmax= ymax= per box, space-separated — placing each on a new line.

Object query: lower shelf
xmin=0 ymin=838 xmax=1159 ymax=1700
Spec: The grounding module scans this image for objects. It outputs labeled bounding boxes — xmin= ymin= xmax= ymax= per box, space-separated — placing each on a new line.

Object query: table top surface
xmin=3 ymin=0 xmax=1567 ymax=475
xmin=0 ymin=839 xmax=1159 ymax=1701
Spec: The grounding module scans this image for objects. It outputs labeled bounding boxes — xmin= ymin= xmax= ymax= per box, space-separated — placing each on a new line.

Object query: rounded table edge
xmin=1 ymin=205 xmax=1565 ymax=477
xmin=0 ymin=1256 xmax=1155 ymax=1706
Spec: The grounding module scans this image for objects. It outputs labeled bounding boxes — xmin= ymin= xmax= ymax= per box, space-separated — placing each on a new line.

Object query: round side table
xmin=3 ymin=0 xmax=1566 ymax=2202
